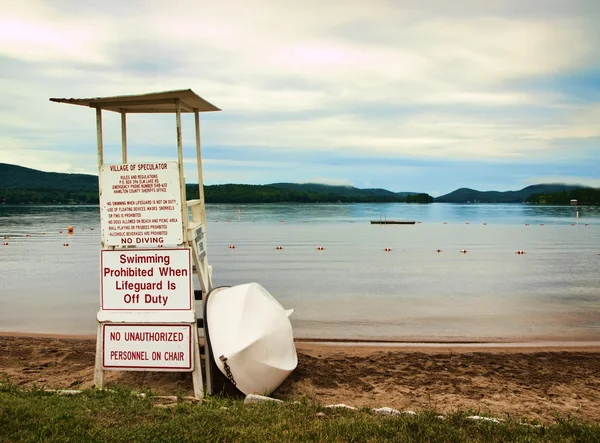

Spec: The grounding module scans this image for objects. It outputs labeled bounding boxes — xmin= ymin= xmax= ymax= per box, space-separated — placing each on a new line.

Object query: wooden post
xmin=176 ymin=99 xmax=204 ymax=400
xmin=121 ymin=111 xmax=127 ymax=163
xmin=96 ymin=108 xmax=103 ymax=168
xmin=194 ymin=110 xmax=207 ymax=227
xmin=93 ymin=324 xmax=104 ymax=389
xmin=94 ymin=107 xmax=105 ymax=389
xmin=192 ymin=323 xmax=204 ymax=398
xmin=175 ymin=100 xmax=188 ymax=234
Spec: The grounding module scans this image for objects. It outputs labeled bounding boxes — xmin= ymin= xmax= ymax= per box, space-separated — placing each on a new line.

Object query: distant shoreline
xmin=2 ymin=202 xmax=599 ymax=207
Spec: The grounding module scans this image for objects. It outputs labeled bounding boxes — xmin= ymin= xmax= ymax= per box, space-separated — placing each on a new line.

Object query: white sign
xmin=194 ymin=226 xmax=206 ymax=262
xmin=101 ymin=248 xmax=192 ymax=311
xmin=103 ymin=323 xmax=192 ymax=370
xmin=100 ymin=162 xmax=182 ymax=246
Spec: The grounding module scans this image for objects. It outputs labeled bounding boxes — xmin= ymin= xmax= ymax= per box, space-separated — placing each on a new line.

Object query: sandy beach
xmin=1 ymin=333 xmax=599 ymax=424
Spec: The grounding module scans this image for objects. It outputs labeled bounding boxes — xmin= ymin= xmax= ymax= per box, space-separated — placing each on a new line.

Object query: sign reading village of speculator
xmin=100 ymin=161 xmax=183 ymax=247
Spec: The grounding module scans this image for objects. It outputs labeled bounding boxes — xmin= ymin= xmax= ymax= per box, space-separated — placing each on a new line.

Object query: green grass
xmin=0 ymin=384 xmax=599 ymax=442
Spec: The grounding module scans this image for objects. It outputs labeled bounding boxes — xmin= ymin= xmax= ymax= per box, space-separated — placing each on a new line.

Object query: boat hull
xmin=206 ymin=283 xmax=297 ymax=396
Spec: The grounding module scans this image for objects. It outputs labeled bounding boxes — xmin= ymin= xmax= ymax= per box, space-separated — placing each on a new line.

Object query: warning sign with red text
xmin=103 ymin=323 xmax=192 ymax=370
xmin=100 ymin=162 xmax=182 ymax=246
xmin=101 ymin=248 xmax=192 ymax=311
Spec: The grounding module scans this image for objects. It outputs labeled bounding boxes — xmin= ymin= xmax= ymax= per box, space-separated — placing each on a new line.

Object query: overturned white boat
xmin=206 ymin=282 xmax=297 ymax=395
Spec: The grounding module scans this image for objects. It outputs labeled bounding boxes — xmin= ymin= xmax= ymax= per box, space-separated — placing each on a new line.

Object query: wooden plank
xmin=194 ymin=110 xmax=207 ymax=227
xmin=96 ymin=108 xmax=103 ymax=168
xmin=120 ymin=111 xmax=127 ymax=163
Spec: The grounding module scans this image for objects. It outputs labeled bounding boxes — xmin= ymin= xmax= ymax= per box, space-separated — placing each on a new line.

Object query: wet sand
xmin=1 ymin=333 xmax=599 ymax=423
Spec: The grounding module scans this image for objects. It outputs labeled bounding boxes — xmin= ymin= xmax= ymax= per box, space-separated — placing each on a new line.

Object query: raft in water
xmin=370 ymin=220 xmax=416 ymax=225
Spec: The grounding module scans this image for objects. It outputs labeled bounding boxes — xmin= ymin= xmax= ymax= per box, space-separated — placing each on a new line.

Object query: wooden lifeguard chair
xmin=50 ymin=89 xmax=221 ymax=399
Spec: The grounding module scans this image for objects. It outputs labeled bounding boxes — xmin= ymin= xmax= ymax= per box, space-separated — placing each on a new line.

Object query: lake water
xmin=1 ymin=203 xmax=599 ymax=342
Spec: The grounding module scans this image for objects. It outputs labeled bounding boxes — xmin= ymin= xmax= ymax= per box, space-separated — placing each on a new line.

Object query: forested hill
xmin=0 ymin=163 xmax=97 ymax=190
xmin=434 ymin=184 xmax=585 ymax=203
xmin=0 ymin=163 xmax=431 ymax=204
xmin=267 ymin=183 xmax=418 ymax=200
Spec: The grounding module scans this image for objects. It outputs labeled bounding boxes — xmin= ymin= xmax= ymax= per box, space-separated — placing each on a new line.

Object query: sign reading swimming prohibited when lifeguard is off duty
xmin=100 ymin=161 xmax=182 ymax=246
xmin=101 ymin=248 xmax=192 ymax=311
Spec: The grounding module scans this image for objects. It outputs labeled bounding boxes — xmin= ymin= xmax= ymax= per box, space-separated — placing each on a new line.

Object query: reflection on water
xmin=1 ymin=203 xmax=599 ymax=340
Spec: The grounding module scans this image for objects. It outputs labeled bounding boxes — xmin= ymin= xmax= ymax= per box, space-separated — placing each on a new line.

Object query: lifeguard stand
xmin=50 ymin=89 xmax=220 ymax=399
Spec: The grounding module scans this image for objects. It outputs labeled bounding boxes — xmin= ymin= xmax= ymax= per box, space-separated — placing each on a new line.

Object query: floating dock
xmin=370 ymin=220 xmax=416 ymax=225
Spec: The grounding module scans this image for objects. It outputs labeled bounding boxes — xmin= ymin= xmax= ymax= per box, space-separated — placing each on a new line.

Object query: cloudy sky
xmin=1 ymin=0 xmax=599 ymax=195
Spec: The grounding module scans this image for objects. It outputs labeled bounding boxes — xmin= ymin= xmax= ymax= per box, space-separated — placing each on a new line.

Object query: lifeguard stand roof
xmin=49 ymin=89 xmax=220 ymax=114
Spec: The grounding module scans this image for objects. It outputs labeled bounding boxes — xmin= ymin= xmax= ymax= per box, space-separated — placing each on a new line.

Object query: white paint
xmin=101 ymin=248 xmax=192 ymax=311
xmin=195 ymin=227 xmax=206 ymax=262
xmin=102 ymin=323 xmax=193 ymax=371
xmin=100 ymin=161 xmax=182 ymax=246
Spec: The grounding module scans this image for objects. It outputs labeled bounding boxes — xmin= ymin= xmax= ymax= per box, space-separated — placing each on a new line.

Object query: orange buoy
xmin=460 ymin=249 xmax=468 ymax=253
xmin=317 ymin=246 xmax=325 ymax=251
xmin=229 ymin=245 xmax=235 ymax=249
xmin=384 ymin=247 xmax=391 ymax=252
xmin=443 ymin=222 xmax=447 ymax=224
xmin=67 ymin=226 xmax=74 ymax=233
xmin=3 ymin=236 xmax=7 ymax=239
xmin=275 ymin=246 xmax=284 ymax=250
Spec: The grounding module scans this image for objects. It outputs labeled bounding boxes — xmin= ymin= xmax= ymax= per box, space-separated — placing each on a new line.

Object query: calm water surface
xmin=1 ymin=203 xmax=599 ymax=341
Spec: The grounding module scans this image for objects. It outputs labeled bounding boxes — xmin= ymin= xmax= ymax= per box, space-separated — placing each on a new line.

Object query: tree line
xmin=527 ymin=188 xmax=600 ymax=205
xmin=1 ymin=185 xmax=434 ymax=205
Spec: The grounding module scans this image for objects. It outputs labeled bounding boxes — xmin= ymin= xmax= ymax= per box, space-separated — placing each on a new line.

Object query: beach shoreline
xmin=2 ymin=332 xmax=600 ymax=423
xmin=3 ymin=330 xmax=600 ymax=348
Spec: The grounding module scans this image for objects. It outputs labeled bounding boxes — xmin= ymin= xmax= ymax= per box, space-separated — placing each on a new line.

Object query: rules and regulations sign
xmin=102 ymin=323 xmax=192 ymax=370
xmin=100 ymin=161 xmax=182 ymax=246
xmin=101 ymin=248 xmax=192 ymax=311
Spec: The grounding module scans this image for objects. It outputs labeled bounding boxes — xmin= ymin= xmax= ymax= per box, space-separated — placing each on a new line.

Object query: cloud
xmin=523 ymin=176 xmax=600 ymax=188
xmin=0 ymin=0 xmax=599 ymax=193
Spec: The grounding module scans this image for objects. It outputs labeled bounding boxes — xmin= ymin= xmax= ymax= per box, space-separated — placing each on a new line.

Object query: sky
xmin=1 ymin=0 xmax=599 ymax=196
